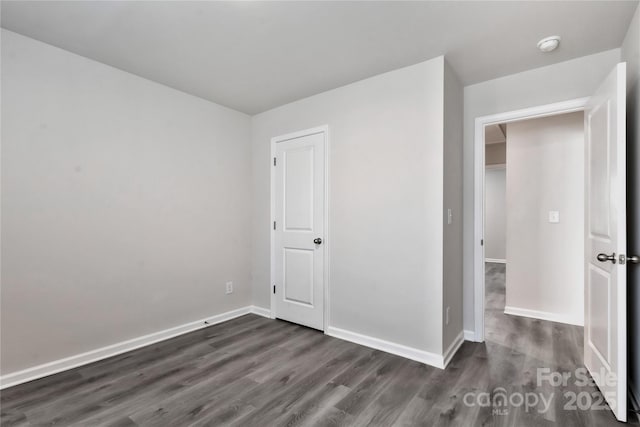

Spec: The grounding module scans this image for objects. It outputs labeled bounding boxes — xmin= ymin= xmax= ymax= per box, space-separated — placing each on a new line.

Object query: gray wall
xmin=484 ymin=167 xmax=506 ymax=261
xmin=251 ymin=58 xmax=447 ymax=354
xmin=485 ymin=142 xmax=506 ymax=166
xmin=505 ymin=112 xmax=585 ymax=326
xmin=442 ymin=60 xmax=464 ymax=351
xmin=1 ymin=30 xmax=253 ymax=374
xmin=622 ymin=3 xmax=640 ymax=407
xmin=463 ymin=48 xmax=621 ymax=334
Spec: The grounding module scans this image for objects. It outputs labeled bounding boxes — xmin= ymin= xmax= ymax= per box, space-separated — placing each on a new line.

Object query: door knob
xmin=313 ymin=238 xmax=322 ymax=245
xmin=597 ymin=253 xmax=616 ymax=263
xmin=622 ymin=255 xmax=639 ymax=264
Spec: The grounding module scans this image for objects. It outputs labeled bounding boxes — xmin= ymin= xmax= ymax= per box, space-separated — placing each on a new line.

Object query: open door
xmin=584 ymin=62 xmax=627 ymax=422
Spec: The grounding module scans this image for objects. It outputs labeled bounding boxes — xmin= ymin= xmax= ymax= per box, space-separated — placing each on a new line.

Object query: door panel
xmin=284 ymin=147 xmax=314 ymax=231
xmin=284 ymin=248 xmax=314 ymax=305
xmin=588 ymin=101 xmax=611 ymax=239
xmin=274 ymin=129 xmax=325 ymax=330
xmin=584 ymin=62 xmax=626 ymax=422
xmin=587 ymin=264 xmax=611 ymax=365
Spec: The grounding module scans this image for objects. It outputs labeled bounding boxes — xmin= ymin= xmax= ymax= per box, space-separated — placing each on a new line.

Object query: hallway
xmin=482 ymin=261 xmax=630 ymax=425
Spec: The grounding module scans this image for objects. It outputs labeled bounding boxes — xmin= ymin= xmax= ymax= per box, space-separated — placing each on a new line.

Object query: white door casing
xmin=272 ymin=127 xmax=327 ymax=331
xmin=473 ymin=97 xmax=589 ymax=343
xmin=584 ymin=62 xmax=626 ymax=422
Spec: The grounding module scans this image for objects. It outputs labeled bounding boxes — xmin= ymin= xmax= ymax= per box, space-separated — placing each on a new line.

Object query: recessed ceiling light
xmin=537 ymin=36 xmax=561 ymax=53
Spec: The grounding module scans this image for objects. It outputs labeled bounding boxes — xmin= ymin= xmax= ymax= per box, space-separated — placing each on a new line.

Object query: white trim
xmin=473 ymin=97 xmax=589 ymax=343
xmin=325 ymin=326 xmax=446 ymax=369
xmin=249 ymin=306 xmax=272 ymax=318
xmin=504 ymin=305 xmax=583 ymax=327
xmin=0 ymin=306 xmax=255 ymax=390
xmin=485 ymin=258 xmax=506 ymax=264
xmin=463 ymin=330 xmax=477 ymax=342
xmin=442 ymin=331 xmax=464 ymax=368
xmin=270 ymin=125 xmax=330 ymax=330
xmin=323 ymin=127 xmax=330 ymax=332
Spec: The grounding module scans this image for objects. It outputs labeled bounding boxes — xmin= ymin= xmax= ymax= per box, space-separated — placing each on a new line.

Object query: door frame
xmin=270 ymin=125 xmax=330 ymax=331
xmin=472 ymin=98 xmax=588 ymax=342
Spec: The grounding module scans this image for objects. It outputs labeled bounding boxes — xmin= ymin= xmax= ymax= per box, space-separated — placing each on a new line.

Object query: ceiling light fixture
xmin=537 ymin=36 xmax=561 ymax=53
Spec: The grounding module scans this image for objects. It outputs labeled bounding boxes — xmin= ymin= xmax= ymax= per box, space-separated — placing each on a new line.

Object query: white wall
xmin=442 ymin=60 xmax=464 ymax=351
xmin=505 ymin=112 xmax=584 ymax=326
xmin=463 ymin=48 xmax=621 ymax=333
xmin=484 ymin=167 xmax=506 ymax=262
xmin=251 ymin=57 xmax=447 ymax=354
xmin=1 ymin=30 xmax=252 ymax=375
xmin=621 ymin=3 xmax=640 ymax=407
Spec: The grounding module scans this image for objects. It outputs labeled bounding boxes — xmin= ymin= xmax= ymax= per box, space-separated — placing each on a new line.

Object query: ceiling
xmin=1 ymin=1 xmax=637 ymax=115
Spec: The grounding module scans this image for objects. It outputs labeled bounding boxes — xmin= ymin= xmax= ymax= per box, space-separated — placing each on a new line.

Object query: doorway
xmin=483 ymin=112 xmax=585 ymax=348
xmin=473 ymin=97 xmax=589 ymax=343
xmin=270 ymin=126 xmax=329 ymax=331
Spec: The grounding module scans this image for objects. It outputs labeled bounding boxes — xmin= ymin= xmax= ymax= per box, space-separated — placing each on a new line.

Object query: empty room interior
xmin=1 ymin=1 xmax=639 ymax=426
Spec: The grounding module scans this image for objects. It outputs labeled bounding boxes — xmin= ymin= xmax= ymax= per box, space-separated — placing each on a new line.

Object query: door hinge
xmin=481 ymin=239 xmax=484 ymax=246
xmin=273 ymin=285 xmax=276 ymax=294
xmin=273 ymin=157 xmax=276 ymax=166
xmin=273 ymin=221 xmax=276 ymax=230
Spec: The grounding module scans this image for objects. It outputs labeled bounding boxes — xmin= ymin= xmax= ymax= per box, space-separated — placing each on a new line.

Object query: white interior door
xmin=584 ymin=62 xmax=627 ymax=422
xmin=273 ymin=129 xmax=325 ymax=330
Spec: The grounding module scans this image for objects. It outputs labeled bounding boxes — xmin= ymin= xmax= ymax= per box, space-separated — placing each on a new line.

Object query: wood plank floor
xmin=1 ymin=263 xmax=635 ymax=426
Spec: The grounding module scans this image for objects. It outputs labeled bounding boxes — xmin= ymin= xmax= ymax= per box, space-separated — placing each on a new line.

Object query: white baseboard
xmin=1 ymin=306 xmax=468 ymax=390
xmin=249 ymin=306 xmax=271 ymax=318
xmin=0 ymin=305 xmax=257 ymax=390
xmin=504 ymin=305 xmax=583 ymax=326
xmin=442 ymin=331 xmax=464 ymax=368
xmin=325 ymin=326 xmax=446 ymax=369
xmin=463 ymin=329 xmax=477 ymax=342
xmin=485 ymin=258 xmax=506 ymax=264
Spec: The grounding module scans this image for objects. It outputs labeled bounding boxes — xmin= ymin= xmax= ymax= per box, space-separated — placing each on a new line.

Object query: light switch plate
xmin=548 ymin=211 xmax=560 ymax=223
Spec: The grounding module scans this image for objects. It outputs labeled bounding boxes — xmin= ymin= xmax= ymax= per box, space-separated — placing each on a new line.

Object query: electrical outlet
xmin=225 ymin=281 xmax=233 ymax=295
xmin=446 ymin=306 xmax=450 ymax=325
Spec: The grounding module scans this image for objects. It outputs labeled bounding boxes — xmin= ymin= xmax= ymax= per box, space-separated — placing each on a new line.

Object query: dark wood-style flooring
xmin=0 ymin=263 xmax=634 ymax=426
